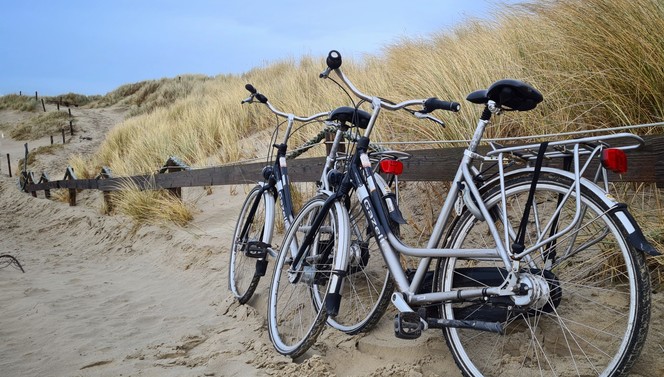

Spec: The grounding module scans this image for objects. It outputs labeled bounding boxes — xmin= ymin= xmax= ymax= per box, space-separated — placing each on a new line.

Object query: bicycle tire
xmin=439 ymin=172 xmax=651 ymax=377
xmin=267 ymin=194 xmax=349 ymax=358
xmin=229 ymin=185 xmax=273 ymax=304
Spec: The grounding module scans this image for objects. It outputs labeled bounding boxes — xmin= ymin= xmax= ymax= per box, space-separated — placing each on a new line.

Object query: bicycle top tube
xmin=242 ymin=83 xmax=329 ymax=122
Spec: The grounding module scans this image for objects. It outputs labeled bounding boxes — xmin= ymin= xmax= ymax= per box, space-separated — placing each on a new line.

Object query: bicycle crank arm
xmin=427 ymin=318 xmax=504 ymax=335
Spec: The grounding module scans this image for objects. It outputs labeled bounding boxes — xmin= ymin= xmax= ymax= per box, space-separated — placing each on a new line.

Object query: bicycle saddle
xmin=328 ymin=106 xmax=371 ymax=128
xmin=466 ymin=79 xmax=543 ymax=111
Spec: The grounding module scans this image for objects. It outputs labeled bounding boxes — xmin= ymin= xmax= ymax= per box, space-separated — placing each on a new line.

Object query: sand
xmin=0 ymin=106 xmax=662 ymax=376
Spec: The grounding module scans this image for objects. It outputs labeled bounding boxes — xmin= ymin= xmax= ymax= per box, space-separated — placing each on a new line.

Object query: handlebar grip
xmin=255 ymin=93 xmax=268 ymax=104
xmin=422 ymin=98 xmax=461 ymax=113
xmin=245 ymin=84 xmax=257 ymax=94
xmin=326 ymin=50 xmax=342 ymax=69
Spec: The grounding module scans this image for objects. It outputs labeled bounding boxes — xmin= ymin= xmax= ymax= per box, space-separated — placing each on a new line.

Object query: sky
xmin=0 ymin=1 xmax=519 ymax=96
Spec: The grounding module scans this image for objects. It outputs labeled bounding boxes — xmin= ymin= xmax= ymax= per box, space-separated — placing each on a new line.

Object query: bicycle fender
xmin=609 ymin=204 xmax=660 ymax=256
xmin=257 ymin=182 xmax=277 ymax=244
xmin=326 ymin=199 xmax=352 ymax=317
xmin=490 ymin=168 xmax=660 ymax=256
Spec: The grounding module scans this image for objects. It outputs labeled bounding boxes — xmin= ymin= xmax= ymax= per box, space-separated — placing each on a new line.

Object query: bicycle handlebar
xmin=242 ymin=83 xmax=329 ymax=122
xmin=243 ymin=84 xmax=268 ymax=104
xmin=423 ymin=97 xmax=461 ymax=113
xmin=320 ymin=50 xmax=460 ymax=117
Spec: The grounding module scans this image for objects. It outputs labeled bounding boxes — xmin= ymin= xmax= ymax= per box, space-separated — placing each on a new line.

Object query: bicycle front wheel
xmin=229 ymin=185 xmax=274 ymax=304
xmin=440 ymin=172 xmax=651 ymax=377
xmin=267 ymin=195 xmax=349 ymax=358
xmin=311 ymin=187 xmax=394 ymax=334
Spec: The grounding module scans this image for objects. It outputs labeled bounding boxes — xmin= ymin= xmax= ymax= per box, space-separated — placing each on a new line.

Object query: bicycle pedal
xmin=254 ymin=259 xmax=268 ymax=277
xmin=244 ymin=241 xmax=270 ymax=258
xmin=394 ymin=312 xmax=423 ymax=340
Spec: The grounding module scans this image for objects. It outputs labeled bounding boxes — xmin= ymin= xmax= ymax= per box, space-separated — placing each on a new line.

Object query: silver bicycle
xmin=268 ymin=50 xmax=658 ymax=376
xmin=230 ymin=84 xmax=406 ymax=339
xmin=228 ymin=84 xmax=330 ymax=303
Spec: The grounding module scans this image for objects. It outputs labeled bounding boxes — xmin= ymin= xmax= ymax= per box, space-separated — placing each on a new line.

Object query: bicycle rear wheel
xmin=440 ymin=172 xmax=650 ymax=377
xmin=267 ymin=195 xmax=349 ymax=358
xmin=229 ymin=185 xmax=273 ymax=304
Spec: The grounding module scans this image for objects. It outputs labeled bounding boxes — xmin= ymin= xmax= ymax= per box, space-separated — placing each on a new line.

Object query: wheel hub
xmin=297 ymin=265 xmax=317 ymax=285
xmin=512 ymin=273 xmax=551 ymax=310
xmin=348 ymin=240 xmax=369 ymax=273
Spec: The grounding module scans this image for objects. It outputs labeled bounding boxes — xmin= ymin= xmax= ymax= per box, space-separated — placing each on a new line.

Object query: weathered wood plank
xmin=22 ymin=135 xmax=664 ymax=194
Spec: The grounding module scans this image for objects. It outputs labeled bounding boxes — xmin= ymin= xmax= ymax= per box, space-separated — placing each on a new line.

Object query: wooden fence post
xmin=34 ymin=91 xmax=38 ymax=101
xmin=39 ymin=172 xmax=51 ymax=199
xmin=64 ymin=167 xmax=77 ymax=206
xmin=41 ymin=98 xmax=46 ymax=112
xmin=6 ymin=154 xmax=11 ymax=178
xmin=98 ymin=167 xmax=113 ymax=212
xmin=62 ymin=128 xmax=66 ymax=143
xmin=23 ymin=143 xmax=28 ymax=174
xmin=324 ymin=130 xmax=345 ymax=155
xmin=159 ymin=156 xmax=189 ymax=199
xmin=69 ymin=120 xmax=74 ymax=136
xmin=20 ymin=171 xmax=37 ymax=197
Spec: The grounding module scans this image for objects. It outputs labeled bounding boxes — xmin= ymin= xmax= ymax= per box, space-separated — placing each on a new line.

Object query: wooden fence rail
xmin=20 ymin=135 xmax=664 ymax=206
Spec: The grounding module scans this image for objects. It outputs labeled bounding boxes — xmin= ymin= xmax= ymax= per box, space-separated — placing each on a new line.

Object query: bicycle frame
xmin=351 ymin=118 xmax=651 ymax=308
xmin=349 ymin=116 xmax=509 ymax=304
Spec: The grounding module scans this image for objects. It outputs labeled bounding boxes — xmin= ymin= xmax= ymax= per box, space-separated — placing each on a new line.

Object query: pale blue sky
xmin=0 ymin=1 xmax=519 ymax=96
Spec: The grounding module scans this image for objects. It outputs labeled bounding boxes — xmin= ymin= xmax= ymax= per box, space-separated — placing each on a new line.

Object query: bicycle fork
xmin=288 ymin=191 xmax=351 ymax=317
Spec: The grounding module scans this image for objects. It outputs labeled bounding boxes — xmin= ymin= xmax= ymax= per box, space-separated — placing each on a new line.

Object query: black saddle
xmin=466 ymin=79 xmax=543 ymax=111
xmin=328 ymin=106 xmax=371 ymax=129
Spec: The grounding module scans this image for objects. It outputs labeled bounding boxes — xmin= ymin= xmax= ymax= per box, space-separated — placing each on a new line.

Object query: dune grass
xmin=44 ymin=93 xmax=102 ymax=107
xmin=108 ymin=179 xmax=195 ymax=227
xmin=0 ymin=92 xmax=100 ymax=111
xmin=10 ymin=111 xmax=72 ymax=140
xmin=74 ymin=0 xmax=664 ymax=252
xmin=20 ymin=144 xmax=64 ymax=166
xmin=0 ymin=94 xmax=38 ymax=112
xmin=90 ymin=75 xmax=211 ymax=117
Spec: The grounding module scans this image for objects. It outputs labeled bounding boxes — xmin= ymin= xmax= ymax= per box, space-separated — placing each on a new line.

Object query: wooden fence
xmin=2 ymin=92 xmax=76 ymax=177
xmin=19 ymin=135 xmax=664 ymax=207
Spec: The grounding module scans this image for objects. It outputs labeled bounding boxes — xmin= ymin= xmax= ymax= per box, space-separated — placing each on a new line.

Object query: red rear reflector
xmin=601 ymin=148 xmax=627 ymax=174
xmin=380 ymin=159 xmax=404 ymax=175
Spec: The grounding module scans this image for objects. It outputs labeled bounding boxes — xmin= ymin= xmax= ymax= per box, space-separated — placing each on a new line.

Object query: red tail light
xmin=601 ymin=148 xmax=627 ymax=174
xmin=380 ymin=159 xmax=404 ymax=175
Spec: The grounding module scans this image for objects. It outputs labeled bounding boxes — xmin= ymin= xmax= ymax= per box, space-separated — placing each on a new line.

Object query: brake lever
xmin=241 ymin=95 xmax=254 ymax=104
xmin=319 ymin=66 xmax=332 ymax=79
xmin=414 ymin=112 xmax=445 ymax=127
